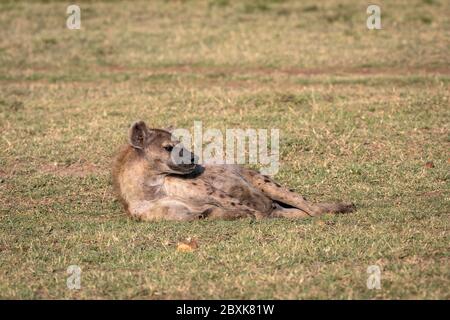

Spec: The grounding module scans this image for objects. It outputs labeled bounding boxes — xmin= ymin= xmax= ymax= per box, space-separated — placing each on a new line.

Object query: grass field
xmin=0 ymin=0 xmax=449 ymax=299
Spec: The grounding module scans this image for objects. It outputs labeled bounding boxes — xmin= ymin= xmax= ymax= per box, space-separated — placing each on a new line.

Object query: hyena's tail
xmin=240 ymin=167 xmax=356 ymax=217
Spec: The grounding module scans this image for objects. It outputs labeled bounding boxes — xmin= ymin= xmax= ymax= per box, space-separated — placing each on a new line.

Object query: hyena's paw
xmin=318 ymin=202 xmax=356 ymax=215
xmin=338 ymin=202 xmax=357 ymax=213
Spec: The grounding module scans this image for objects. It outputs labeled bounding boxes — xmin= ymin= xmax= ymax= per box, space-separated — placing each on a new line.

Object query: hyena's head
xmin=129 ymin=120 xmax=197 ymax=175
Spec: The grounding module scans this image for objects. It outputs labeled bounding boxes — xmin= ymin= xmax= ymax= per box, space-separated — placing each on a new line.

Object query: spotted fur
xmin=112 ymin=121 xmax=355 ymax=221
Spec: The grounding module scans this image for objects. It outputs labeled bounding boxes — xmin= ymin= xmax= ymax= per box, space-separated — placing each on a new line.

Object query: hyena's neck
xmin=120 ymin=154 xmax=166 ymax=203
xmin=144 ymin=173 xmax=165 ymax=187
xmin=142 ymin=173 xmax=167 ymax=201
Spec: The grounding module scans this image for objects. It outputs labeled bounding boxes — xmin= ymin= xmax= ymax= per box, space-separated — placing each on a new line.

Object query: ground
xmin=0 ymin=0 xmax=449 ymax=299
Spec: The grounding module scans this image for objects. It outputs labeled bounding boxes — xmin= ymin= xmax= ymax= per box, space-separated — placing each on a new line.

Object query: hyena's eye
xmin=164 ymin=145 xmax=174 ymax=152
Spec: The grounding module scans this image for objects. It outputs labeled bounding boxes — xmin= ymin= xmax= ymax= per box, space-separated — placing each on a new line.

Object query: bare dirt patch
xmin=94 ymin=65 xmax=450 ymax=77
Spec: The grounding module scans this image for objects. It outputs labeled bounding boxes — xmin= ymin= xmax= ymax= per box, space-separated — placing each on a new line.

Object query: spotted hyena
xmin=112 ymin=121 xmax=356 ymax=221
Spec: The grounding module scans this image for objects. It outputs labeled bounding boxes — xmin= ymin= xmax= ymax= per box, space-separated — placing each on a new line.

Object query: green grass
xmin=0 ymin=0 xmax=449 ymax=299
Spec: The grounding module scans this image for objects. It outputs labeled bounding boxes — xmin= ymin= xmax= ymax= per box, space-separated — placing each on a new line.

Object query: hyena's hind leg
xmin=270 ymin=204 xmax=311 ymax=219
xmin=239 ymin=168 xmax=356 ymax=217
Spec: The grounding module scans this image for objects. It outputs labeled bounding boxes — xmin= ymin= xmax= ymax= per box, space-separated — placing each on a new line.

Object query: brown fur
xmin=112 ymin=121 xmax=356 ymax=221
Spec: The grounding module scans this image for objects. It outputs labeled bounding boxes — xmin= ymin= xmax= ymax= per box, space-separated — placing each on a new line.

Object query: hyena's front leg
xmin=202 ymin=206 xmax=263 ymax=220
xmin=129 ymin=198 xmax=206 ymax=221
xmin=131 ymin=195 xmax=300 ymax=221
xmin=240 ymin=168 xmax=355 ymax=217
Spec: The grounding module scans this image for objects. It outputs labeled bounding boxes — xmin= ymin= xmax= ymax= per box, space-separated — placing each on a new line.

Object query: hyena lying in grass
xmin=112 ymin=121 xmax=356 ymax=221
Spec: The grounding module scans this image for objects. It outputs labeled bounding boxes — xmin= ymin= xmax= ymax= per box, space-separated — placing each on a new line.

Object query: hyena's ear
xmin=129 ymin=120 xmax=150 ymax=149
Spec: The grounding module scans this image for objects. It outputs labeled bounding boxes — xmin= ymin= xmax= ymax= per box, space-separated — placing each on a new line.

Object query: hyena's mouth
xmin=169 ymin=148 xmax=198 ymax=174
xmin=168 ymin=162 xmax=197 ymax=174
